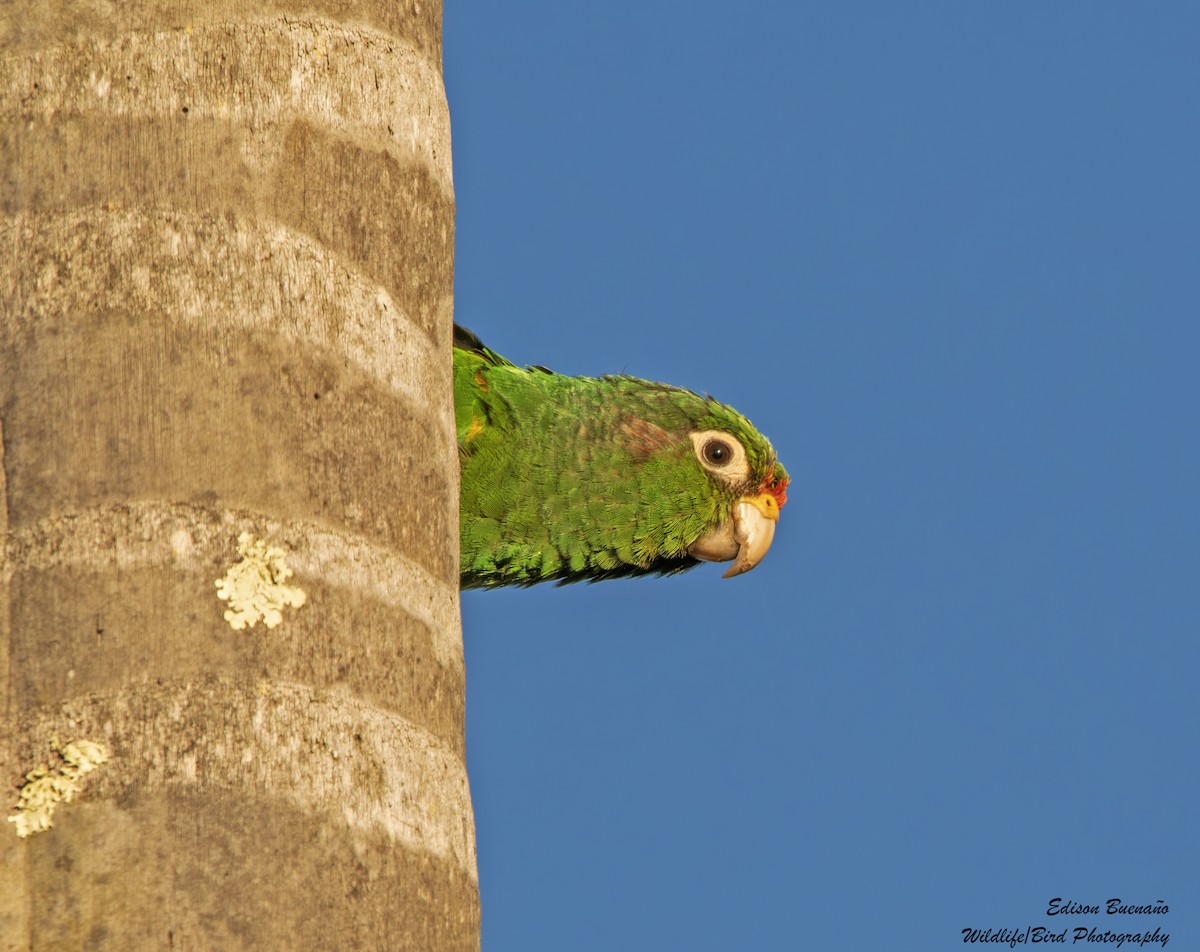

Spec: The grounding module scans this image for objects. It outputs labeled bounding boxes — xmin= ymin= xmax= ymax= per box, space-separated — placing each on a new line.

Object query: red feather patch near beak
xmin=760 ymin=469 xmax=788 ymax=509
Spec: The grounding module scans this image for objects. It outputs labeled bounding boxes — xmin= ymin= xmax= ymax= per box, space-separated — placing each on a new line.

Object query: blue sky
xmin=445 ymin=4 xmax=1198 ymax=949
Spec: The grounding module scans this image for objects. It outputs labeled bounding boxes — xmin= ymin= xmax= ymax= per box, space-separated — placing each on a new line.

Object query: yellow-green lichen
xmin=8 ymin=737 xmax=109 ymax=838
xmin=215 ymin=531 xmax=307 ymax=630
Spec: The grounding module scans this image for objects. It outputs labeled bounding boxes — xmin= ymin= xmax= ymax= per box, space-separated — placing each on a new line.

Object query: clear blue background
xmin=445 ymin=4 xmax=1198 ymax=949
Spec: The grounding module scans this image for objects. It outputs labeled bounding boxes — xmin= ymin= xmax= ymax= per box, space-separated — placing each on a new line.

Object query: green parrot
xmin=454 ymin=324 xmax=789 ymax=588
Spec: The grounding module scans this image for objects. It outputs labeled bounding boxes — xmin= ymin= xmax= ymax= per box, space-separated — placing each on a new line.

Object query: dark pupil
xmin=704 ymin=440 xmax=730 ymax=465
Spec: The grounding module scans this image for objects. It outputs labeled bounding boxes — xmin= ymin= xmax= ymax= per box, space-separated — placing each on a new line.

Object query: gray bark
xmin=0 ymin=3 xmax=475 ymax=949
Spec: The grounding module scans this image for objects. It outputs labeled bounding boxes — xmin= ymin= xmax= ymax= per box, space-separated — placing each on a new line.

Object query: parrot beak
xmin=722 ymin=493 xmax=780 ymax=578
xmin=688 ymin=493 xmax=780 ymax=578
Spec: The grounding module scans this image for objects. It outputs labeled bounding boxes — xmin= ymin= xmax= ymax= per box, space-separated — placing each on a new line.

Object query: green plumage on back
xmin=454 ymin=325 xmax=789 ymax=588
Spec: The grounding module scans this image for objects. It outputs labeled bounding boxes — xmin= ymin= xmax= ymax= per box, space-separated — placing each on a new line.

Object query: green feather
xmin=454 ymin=325 xmax=788 ymax=588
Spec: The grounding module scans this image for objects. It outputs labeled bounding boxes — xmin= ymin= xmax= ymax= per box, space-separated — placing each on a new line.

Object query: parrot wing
xmin=454 ymin=323 xmax=516 ymax=368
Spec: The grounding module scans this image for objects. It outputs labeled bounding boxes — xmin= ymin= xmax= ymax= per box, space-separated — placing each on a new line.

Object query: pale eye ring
xmin=702 ymin=439 xmax=733 ymax=466
xmin=690 ymin=430 xmax=750 ymax=484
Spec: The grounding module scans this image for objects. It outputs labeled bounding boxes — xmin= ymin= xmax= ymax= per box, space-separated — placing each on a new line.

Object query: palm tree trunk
xmin=0 ymin=4 xmax=475 ymax=949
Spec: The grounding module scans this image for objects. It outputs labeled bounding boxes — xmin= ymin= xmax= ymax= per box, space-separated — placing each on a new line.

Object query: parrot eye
xmin=702 ymin=439 xmax=733 ymax=466
xmin=690 ymin=430 xmax=751 ymax=485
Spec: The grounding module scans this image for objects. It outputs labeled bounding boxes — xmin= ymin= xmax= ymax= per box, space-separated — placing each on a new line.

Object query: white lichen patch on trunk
xmin=7 ymin=738 xmax=109 ymax=838
xmin=216 ymin=532 xmax=307 ymax=630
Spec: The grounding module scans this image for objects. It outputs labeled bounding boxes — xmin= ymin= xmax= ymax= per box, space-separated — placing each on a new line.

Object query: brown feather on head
xmin=618 ymin=416 xmax=674 ymax=458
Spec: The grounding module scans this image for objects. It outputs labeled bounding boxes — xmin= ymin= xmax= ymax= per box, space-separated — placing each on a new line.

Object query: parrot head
xmin=604 ymin=385 xmax=789 ymax=579
xmin=676 ymin=414 xmax=790 ymax=578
